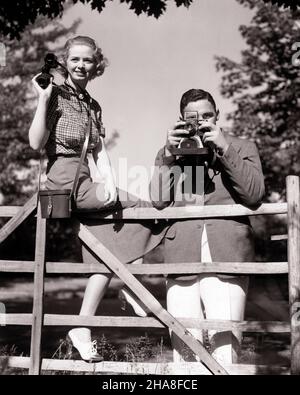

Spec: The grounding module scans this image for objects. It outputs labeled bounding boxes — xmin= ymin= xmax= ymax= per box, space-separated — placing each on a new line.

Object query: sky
xmin=60 ymin=0 xmax=253 ymax=197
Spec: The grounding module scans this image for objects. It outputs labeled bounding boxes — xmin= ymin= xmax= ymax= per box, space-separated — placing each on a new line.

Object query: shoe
xmin=118 ymin=288 xmax=149 ymax=317
xmin=67 ymin=330 xmax=103 ymax=363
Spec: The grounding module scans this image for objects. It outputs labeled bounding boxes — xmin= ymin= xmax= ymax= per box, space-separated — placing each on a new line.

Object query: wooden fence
xmin=0 ymin=175 xmax=299 ymax=375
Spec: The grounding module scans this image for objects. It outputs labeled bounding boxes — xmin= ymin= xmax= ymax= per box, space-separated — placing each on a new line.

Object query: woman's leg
xmin=199 ymin=274 xmax=249 ymax=364
xmin=80 ymin=273 xmax=113 ymax=316
xmin=166 ymin=276 xmax=203 ymax=362
xmin=119 ymin=258 xmax=150 ymax=317
xmin=69 ymin=273 xmax=112 ymax=342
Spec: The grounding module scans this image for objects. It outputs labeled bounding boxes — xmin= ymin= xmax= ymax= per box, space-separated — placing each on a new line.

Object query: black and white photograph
xmin=0 ymin=0 xmax=300 ymax=378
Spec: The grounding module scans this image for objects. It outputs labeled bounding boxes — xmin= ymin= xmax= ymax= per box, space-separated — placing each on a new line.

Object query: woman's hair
xmin=58 ymin=35 xmax=108 ymax=80
xmin=180 ymin=89 xmax=217 ymax=115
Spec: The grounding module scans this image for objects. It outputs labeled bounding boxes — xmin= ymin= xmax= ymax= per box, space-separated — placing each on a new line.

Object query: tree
xmin=0 ymin=0 xmax=191 ymax=39
xmin=1 ymin=0 xmax=298 ymax=39
xmin=0 ymin=17 xmax=82 ymax=263
xmin=265 ymin=0 xmax=299 ymax=8
xmin=0 ymin=16 xmax=81 ymax=205
xmin=215 ymin=0 xmax=300 ymax=199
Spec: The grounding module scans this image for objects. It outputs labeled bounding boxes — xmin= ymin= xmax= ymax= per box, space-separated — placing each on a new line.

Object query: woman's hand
xmin=31 ymin=73 xmax=53 ymax=102
xmin=103 ymin=177 xmax=118 ymax=207
xmin=200 ymin=122 xmax=229 ymax=156
xmin=28 ymin=73 xmax=52 ymax=151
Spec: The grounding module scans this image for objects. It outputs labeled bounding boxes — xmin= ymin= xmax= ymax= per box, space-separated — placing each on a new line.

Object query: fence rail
xmin=0 ymin=261 xmax=289 ymax=274
xmin=0 ymin=313 xmax=290 ymax=332
xmin=0 ymin=202 xmax=288 ymax=219
xmin=0 ymin=175 xmax=299 ymax=375
xmin=0 ymin=356 xmax=290 ymax=375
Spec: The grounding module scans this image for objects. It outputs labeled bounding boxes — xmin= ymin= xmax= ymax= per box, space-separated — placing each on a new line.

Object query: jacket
xmin=149 ymin=134 xmax=265 ymax=271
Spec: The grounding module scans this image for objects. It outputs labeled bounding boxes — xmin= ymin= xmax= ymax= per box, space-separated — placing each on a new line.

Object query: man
xmin=149 ymin=88 xmax=265 ymax=364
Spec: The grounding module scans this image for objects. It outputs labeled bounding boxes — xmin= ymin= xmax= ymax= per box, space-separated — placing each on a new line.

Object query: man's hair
xmin=180 ymin=89 xmax=217 ymax=115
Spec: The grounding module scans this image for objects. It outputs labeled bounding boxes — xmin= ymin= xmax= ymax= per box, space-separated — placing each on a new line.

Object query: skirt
xmin=45 ymin=156 xmax=167 ymax=264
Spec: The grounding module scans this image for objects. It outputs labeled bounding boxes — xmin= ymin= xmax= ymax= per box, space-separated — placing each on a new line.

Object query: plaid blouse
xmin=45 ymin=85 xmax=105 ymax=157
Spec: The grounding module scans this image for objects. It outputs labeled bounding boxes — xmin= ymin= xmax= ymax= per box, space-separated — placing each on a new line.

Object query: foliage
xmin=263 ymin=0 xmax=299 ymax=9
xmin=124 ymin=334 xmax=155 ymax=362
xmin=215 ymin=0 xmax=300 ymax=198
xmin=0 ymin=345 xmax=25 ymax=375
xmin=97 ymin=334 xmax=118 ymax=361
xmin=0 ymin=0 xmax=194 ymax=39
xmin=0 ymin=16 xmax=84 ymax=264
xmin=1 ymin=0 xmax=298 ymax=40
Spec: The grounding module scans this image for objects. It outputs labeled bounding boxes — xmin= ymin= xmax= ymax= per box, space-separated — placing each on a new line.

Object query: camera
xmin=179 ymin=111 xmax=204 ymax=150
xmin=36 ymin=53 xmax=60 ymax=89
xmin=169 ymin=111 xmax=211 ymax=157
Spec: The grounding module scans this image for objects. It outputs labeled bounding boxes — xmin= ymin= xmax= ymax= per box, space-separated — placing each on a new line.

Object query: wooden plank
xmin=79 ymin=225 xmax=228 ymax=375
xmin=78 ymin=202 xmax=288 ymax=220
xmin=0 ymin=206 xmax=20 ymax=217
xmin=0 ymin=260 xmax=289 ymax=275
xmin=0 ymin=260 xmax=288 ymax=274
xmin=0 ymin=314 xmax=33 ymax=325
xmin=44 ymin=261 xmax=288 ymax=275
xmin=271 ymin=234 xmax=288 ymax=241
xmin=0 ymin=194 xmax=37 ymax=244
xmin=0 ymin=260 xmax=35 ymax=272
xmin=29 ymin=207 xmax=46 ymax=375
xmin=0 ymin=202 xmax=287 ymax=220
xmin=1 ymin=357 xmax=290 ymax=375
xmin=1 ymin=313 xmax=290 ymax=333
xmin=287 ymin=176 xmax=300 ymax=375
xmin=44 ymin=315 xmax=291 ymax=333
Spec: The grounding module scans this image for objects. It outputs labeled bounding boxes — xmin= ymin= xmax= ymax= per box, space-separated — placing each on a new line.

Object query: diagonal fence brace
xmin=0 ymin=193 xmax=38 ymax=245
xmin=79 ymin=224 xmax=228 ymax=375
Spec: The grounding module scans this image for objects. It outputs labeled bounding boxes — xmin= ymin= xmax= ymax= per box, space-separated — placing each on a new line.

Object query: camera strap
xmin=70 ymin=101 xmax=92 ymax=201
xmin=37 ymin=84 xmax=93 ymax=209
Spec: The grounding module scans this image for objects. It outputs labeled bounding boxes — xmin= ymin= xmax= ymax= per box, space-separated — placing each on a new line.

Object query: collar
xmin=61 ymin=80 xmax=92 ymax=103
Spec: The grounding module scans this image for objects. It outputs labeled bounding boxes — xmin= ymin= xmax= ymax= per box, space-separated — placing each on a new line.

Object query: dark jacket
xmin=149 ymin=134 xmax=265 ymax=270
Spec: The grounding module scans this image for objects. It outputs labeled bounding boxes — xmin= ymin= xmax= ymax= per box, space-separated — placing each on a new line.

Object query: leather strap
xmin=70 ymin=101 xmax=92 ymax=201
xmin=38 ymin=85 xmax=93 ymax=208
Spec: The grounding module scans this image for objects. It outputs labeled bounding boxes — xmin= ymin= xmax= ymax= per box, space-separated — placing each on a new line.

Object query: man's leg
xmin=166 ymin=277 xmax=203 ymax=362
xmin=199 ymin=274 xmax=249 ymax=364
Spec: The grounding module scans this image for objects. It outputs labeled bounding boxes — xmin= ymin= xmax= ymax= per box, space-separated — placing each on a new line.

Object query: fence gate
xmin=0 ymin=175 xmax=299 ymax=375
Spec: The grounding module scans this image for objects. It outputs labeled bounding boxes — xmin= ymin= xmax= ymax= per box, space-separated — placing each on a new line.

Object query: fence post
xmin=29 ymin=205 xmax=46 ymax=375
xmin=287 ymin=175 xmax=300 ymax=375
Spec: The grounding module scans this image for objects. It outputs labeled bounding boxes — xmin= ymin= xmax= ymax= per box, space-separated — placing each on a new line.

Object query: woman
xmin=29 ymin=36 xmax=163 ymax=362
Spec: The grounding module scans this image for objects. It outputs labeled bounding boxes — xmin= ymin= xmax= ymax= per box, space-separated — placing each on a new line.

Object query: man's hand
xmin=165 ymin=121 xmax=189 ymax=157
xmin=200 ymin=122 xmax=229 ymax=156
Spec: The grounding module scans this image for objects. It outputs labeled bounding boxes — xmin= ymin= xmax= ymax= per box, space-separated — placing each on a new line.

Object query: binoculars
xmin=36 ymin=53 xmax=60 ymax=89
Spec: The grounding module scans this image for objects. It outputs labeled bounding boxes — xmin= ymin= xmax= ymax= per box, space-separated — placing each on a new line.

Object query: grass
xmin=0 ymin=331 xmax=291 ymax=375
xmin=0 ymin=333 xmax=168 ymax=375
xmin=0 ymin=345 xmax=27 ymax=375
